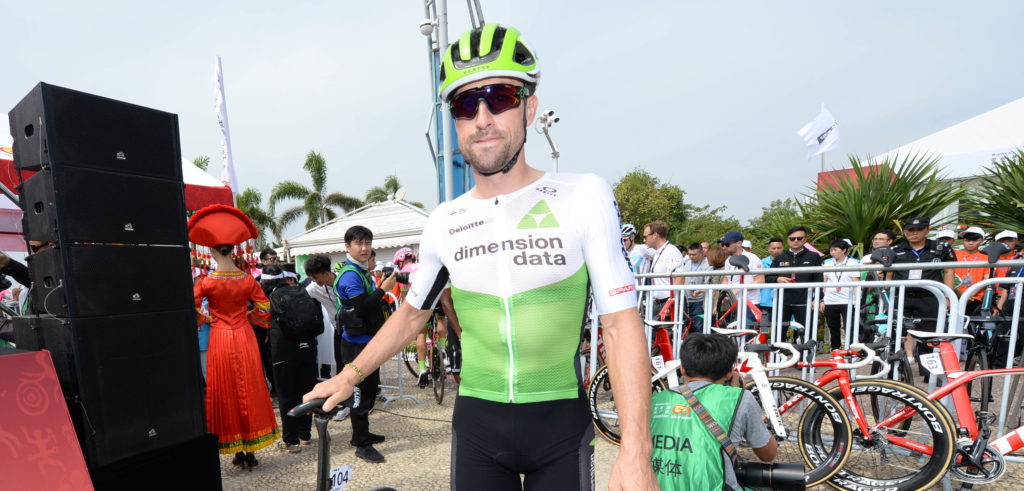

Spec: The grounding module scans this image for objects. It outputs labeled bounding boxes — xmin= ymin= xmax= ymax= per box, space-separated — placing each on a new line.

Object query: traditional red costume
xmin=188 ymin=205 xmax=279 ymax=455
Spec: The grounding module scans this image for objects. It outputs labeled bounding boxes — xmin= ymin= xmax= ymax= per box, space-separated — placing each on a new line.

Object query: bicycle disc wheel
xmin=431 ymin=344 xmax=445 ymax=404
xmin=806 ymin=379 xmax=955 ymax=491
xmin=744 ymin=376 xmax=853 ymax=487
xmin=587 ymin=365 xmax=666 ymax=445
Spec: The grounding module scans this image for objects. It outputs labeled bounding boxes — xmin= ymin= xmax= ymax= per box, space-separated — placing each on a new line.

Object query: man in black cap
xmin=885 ymin=217 xmax=955 ymax=370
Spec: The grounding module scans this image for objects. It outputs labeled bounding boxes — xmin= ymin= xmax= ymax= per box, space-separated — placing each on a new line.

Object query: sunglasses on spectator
xmin=787 ymin=236 xmax=806 ymax=241
xmin=449 ymin=84 xmax=527 ymax=120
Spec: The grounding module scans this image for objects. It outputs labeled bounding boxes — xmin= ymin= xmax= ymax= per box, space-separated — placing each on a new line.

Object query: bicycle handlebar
xmin=643 ymin=319 xmax=690 ymax=327
xmin=763 ymin=342 xmax=801 ymax=370
xmin=288 ymin=388 xmax=361 ymax=418
xmin=832 ymin=343 xmax=877 ymax=371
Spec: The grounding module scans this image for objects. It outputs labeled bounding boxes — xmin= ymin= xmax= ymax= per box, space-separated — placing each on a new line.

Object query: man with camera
xmin=332 ymin=225 xmax=396 ymax=463
xmin=651 ymin=333 xmax=777 ymax=490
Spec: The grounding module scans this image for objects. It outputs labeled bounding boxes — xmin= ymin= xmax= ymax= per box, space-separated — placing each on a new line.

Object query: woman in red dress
xmin=189 ymin=205 xmax=279 ymax=470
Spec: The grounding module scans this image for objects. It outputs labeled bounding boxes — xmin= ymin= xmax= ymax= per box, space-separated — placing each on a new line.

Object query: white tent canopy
xmin=283 ymin=199 xmax=430 ymax=261
xmin=870 ymin=95 xmax=1024 ymax=178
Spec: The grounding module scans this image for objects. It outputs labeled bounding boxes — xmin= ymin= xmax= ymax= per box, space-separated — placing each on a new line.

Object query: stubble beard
xmin=461 ymin=127 xmax=519 ymax=175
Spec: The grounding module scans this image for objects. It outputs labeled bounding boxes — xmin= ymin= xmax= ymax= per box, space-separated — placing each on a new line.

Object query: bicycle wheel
xmin=744 ymin=376 xmax=853 ymax=487
xmin=587 ymin=365 xmax=666 ymax=445
xmin=805 ymin=379 xmax=955 ymax=491
xmin=431 ymin=343 xmax=445 ymax=404
xmin=965 ymin=349 xmax=992 ymax=410
xmin=403 ymin=343 xmax=419 ymax=378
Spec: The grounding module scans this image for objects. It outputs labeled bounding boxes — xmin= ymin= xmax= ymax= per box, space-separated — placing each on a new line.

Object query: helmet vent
xmin=513 ymin=41 xmax=534 ymax=66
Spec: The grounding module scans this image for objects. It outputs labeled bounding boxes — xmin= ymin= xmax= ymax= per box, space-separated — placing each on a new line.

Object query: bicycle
xmin=587 ymin=318 xmax=691 ymax=444
xmin=713 ymin=326 xmax=855 ymax=487
xmin=797 ymin=330 xmax=961 ymax=490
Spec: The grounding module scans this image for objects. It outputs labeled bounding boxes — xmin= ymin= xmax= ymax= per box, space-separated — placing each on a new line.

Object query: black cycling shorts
xmin=451 ymin=396 xmax=594 ymax=491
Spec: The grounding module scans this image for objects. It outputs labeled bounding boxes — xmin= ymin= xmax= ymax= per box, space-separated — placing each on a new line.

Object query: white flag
xmin=797 ymin=104 xmax=840 ymax=160
xmin=214 ymin=56 xmax=238 ymax=194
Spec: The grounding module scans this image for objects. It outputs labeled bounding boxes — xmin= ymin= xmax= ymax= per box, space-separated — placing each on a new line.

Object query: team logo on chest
xmin=517 ymin=200 xmax=560 ymax=229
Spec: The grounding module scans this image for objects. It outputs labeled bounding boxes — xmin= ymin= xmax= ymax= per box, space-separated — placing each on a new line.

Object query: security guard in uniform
xmin=885 ymin=217 xmax=955 ymax=372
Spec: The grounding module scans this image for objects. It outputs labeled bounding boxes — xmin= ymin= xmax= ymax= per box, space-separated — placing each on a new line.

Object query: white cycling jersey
xmin=405 ymin=172 xmax=637 ymax=403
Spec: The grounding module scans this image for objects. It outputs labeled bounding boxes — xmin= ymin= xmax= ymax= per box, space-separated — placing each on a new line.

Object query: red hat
xmin=187 ymin=204 xmax=258 ymax=247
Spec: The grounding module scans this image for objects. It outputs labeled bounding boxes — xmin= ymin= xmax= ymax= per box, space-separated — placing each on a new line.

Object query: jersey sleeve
xmin=577 ymin=174 xmax=638 ymax=314
xmin=405 ymin=206 xmax=450 ymax=311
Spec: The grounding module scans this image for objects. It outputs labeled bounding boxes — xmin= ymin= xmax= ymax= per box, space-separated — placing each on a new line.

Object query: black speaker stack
xmin=8 ymin=83 xmax=221 ymax=489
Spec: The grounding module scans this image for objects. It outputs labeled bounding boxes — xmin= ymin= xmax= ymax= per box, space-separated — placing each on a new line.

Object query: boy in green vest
xmin=651 ymin=334 xmax=777 ymax=490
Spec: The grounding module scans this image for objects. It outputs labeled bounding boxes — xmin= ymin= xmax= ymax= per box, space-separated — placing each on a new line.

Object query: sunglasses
xmin=449 ymin=84 xmax=527 ymax=120
xmin=787 ymin=236 xmax=806 ymax=241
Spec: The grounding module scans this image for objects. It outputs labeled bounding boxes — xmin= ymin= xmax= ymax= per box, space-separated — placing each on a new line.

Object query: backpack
xmin=272 ymin=286 xmax=325 ymax=340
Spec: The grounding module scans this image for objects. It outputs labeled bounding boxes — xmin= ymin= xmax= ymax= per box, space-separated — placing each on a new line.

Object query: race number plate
xmin=918 ymin=353 xmax=944 ymax=376
xmin=330 ymin=464 xmax=353 ymax=490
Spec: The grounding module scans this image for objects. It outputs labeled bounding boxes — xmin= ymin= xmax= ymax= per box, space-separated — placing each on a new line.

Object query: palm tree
xmin=192 ymin=155 xmax=210 ymax=172
xmin=365 ymin=174 xmax=425 ymax=208
xmin=270 ymin=150 xmax=362 ymax=231
xmin=236 ymin=187 xmax=279 ymax=248
xmin=963 ymin=150 xmax=1024 ymax=232
xmin=800 ymin=152 xmax=965 ymax=252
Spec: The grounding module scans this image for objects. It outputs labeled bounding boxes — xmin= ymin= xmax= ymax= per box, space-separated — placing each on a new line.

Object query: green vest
xmin=650 ymin=384 xmax=744 ymax=491
xmin=333 ymin=263 xmax=373 ymax=310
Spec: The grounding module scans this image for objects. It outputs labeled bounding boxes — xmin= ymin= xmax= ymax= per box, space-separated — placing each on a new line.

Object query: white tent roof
xmin=871 ymin=95 xmax=1024 ymax=178
xmin=283 ymin=199 xmax=431 ymax=257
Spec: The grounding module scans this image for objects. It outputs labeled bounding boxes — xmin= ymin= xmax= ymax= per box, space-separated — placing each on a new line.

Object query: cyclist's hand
xmin=819 ymin=302 xmax=826 ymax=313
xmin=609 ymin=450 xmax=659 ymax=490
xmin=304 ymin=376 xmax=355 ymax=412
xmin=777 ymin=277 xmax=795 ymax=283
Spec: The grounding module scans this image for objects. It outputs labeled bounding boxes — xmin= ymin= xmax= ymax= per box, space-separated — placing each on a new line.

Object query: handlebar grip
xmin=791 ymin=341 xmax=818 ymax=353
xmin=288 ymin=388 xmax=361 ymax=418
xmin=745 ymin=344 xmax=773 ymax=353
xmin=862 ymin=341 xmax=888 ymax=352
xmin=765 ymin=342 xmax=801 ymax=370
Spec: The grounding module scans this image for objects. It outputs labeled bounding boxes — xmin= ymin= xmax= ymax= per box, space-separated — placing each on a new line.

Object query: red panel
xmin=0 ymin=158 xmax=35 ymax=195
xmin=0 ymin=351 xmax=94 ymax=490
xmin=185 ymin=184 xmax=234 ymax=211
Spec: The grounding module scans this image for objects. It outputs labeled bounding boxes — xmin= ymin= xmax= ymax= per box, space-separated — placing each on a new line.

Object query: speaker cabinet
xmin=8 ymin=82 xmax=182 ymax=179
xmin=27 ymin=244 xmax=194 ymax=318
xmin=20 ymin=166 xmax=187 ymax=245
xmin=12 ymin=312 xmax=205 ymax=468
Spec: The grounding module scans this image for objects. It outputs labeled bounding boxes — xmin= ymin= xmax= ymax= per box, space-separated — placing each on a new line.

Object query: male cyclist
xmin=621 ymin=223 xmax=649 ymax=274
xmin=305 ymin=23 xmax=656 ymax=490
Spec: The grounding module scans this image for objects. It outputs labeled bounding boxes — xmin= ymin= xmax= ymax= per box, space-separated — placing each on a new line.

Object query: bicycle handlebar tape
xmin=863 ymin=341 xmax=888 ymax=352
xmin=791 ymin=341 xmax=818 ymax=353
xmin=289 ymin=387 xmax=362 ymax=418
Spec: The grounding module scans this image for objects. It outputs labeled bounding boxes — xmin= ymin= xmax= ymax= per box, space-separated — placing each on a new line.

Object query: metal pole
xmin=438 ymin=0 xmax=454 ymax=202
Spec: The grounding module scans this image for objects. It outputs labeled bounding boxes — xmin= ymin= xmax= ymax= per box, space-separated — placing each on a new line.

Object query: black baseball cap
xmin=903 ymin=217 xmax=930 ymax=230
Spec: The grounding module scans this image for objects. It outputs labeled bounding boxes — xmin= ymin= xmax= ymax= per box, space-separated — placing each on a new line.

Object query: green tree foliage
xmin=613 ymin=168 xmax=687 ymax=242
xmin=192 ymin=155 xmax=210 ymax=171
xmin=236 ymin=187 xmax=279 ymax=248
xmin=365 ymin=174 xmax=425 ymax=208
xmin=613 ymin=168 xmax=738 ymax=247
xmin=963 ymin=150 xmax=1024 ymax=233
xmin=270 ymin=151 xmax=363 ymax=231
xmin=744 ymin=198 xmax=804 ymax=257
xmin=674 ymin=204 xmax=742 ymax=248
xmin=799 ymin=153 xmax=964 ymax=254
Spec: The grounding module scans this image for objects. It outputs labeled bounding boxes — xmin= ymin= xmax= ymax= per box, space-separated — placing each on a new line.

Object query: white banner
xmin=797 ymin=104 xmax=840 ymax=160
xmin=214 ymin=56 xmax=238 ymax=194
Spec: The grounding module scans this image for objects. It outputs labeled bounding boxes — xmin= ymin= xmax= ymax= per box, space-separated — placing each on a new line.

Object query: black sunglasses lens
xmin=450 ymin=85 xmax=522 ymax=119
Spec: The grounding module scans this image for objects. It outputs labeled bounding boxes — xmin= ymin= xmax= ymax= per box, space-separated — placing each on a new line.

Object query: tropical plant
xmin=270 ymin=151 xmax=363 ymax=231
xmin=192 ymin=155 xmax=210 ymax=172
xmin=673 ymin=204 xmax=742 ymax=247
xmin=365 ymin=174 xmax=425 ymax=208
xmin=799 ymin=152 xmax=965 ymax=255
xmin=236 ymin=187 xmax=279 ymax=248
xmin=963 ymin=149 xmax=1024 ymax=233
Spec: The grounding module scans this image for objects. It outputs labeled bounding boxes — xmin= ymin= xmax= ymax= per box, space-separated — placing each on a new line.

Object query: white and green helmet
xmin=439 ymin=23 xmax=540 ymax=101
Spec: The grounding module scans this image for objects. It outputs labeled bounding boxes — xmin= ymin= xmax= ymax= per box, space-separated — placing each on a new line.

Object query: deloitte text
xmin=454 ymin=235 xmax=567 ymax=266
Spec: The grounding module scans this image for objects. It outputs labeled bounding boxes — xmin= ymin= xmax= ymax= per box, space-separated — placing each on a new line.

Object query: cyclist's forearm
xmin=352 ymin=302 xmax=434 ymax=373
xmin=600 ymin=308 xmax=653 ymax=454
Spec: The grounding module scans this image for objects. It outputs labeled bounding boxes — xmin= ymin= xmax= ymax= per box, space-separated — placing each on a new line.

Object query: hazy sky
xmin=5 ymin=1 xmax=1023 ymax=240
